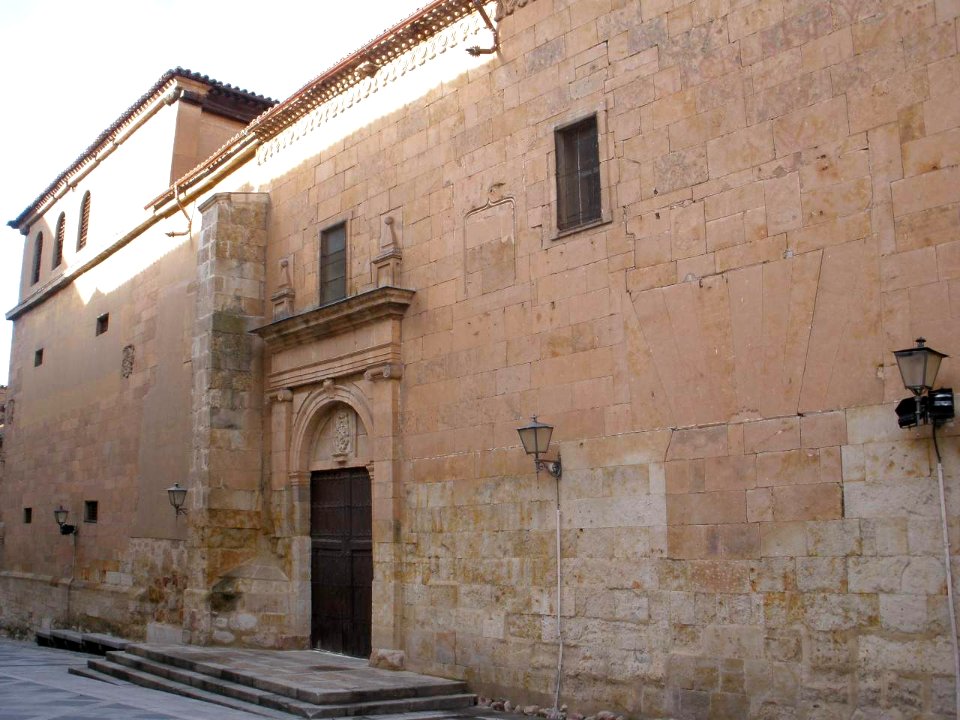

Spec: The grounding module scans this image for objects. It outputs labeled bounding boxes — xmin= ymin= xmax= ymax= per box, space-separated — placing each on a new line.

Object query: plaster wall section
xmin=170 ymin=97 xmax=252 ymax=184
xmin=0 ymin=84 xmax=254 ymax=639
xmin=0 ymin=219 xmax=195 ymax=638
xmin=15 ymin=100 xmax=182 ymax=302
xmin=239 ymin=0 xmax=960 ymax=717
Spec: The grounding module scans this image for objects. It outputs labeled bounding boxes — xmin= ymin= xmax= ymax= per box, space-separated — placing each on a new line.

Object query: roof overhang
xmin=7 ymin=69 xmax=275 ymax=234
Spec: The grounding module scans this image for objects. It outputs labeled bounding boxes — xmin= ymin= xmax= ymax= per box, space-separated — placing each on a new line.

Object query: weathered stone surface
xmin=3 ymin=3 xmax=960 ymax=718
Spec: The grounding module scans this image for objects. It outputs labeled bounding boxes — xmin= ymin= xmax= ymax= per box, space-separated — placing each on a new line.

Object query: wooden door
xmin=310 ymin=468 xmax=372 ymax=657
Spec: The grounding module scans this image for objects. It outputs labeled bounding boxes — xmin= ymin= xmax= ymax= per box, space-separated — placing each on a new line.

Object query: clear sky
xmin=0 ymin=0 xmax=427 ymax=385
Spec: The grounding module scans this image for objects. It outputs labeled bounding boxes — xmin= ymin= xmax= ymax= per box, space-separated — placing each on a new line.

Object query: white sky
xmin=0 ymin=0 xmax=427 ymax=385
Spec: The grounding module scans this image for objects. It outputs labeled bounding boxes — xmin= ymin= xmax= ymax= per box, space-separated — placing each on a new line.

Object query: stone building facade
xmin=3 ymin=1 xmax=960 ymax=718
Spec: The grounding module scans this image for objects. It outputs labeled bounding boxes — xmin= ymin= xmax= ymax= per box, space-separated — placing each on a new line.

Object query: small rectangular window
xmin=84 ymin=500 xmax=98 ymax=524
xmin=34 ymin=348 xmax=43 ymax=367
xmin=23 ymin=508 xmax=32 ymax=524
xmin=96 ymin=313 xmax=109 ymax=336
xmin=555 ymin=115 xmax=601 ymax=232
xmin=320 ymin=222 xmax=347 ymax=305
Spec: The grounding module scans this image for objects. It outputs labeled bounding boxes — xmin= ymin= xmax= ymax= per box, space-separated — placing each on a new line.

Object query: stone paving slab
xmin=127 ymin=644 xmax=468 ymax=703
xmin=0 ymin=638 xmax=519 ymax=720
xmin=0 ymin=638 xmax=269 ymax=719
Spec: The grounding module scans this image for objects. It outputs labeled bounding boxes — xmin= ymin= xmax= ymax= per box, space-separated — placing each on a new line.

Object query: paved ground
xmin=0 ymin=637 xmax=514 ymax=720
xmin=0 ymin=637 xmax=274 ymax=719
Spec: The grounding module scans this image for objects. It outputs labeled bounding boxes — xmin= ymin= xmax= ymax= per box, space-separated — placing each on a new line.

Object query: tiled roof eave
xmin=7 ymin=68 xmax=275 ymax=233
xmin=151 ymin=0 xmax=488 ymax=210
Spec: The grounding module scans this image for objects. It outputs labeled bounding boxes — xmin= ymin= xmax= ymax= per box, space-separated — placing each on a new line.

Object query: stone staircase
xmin=72 ymin=643 xmax=476 ymax=718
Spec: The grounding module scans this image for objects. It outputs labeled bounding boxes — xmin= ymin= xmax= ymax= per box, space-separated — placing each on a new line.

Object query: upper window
xmin=76 ymin=191 xmax=91 ymax=251
xmin=84 ymin=500 xmax=98 ymax=524
xmin=53 ymin=213 xmax=65 ymax=269
xmin=555 ymin=115 xmax=601 ymax=232
xmin=96 ymin=313 xmax=109 ymax=336
xmin=31 ymin=232 xmax=43 ymax=285
xmin=320 ymin=222 xmax=347 ymax=305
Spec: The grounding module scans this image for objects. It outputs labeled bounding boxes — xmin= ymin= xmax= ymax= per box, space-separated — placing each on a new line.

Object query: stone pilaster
xmin=365 ymin=364 xmax=404 ymax=653
xmin=183 ymin=192 xmax=269 ymax=645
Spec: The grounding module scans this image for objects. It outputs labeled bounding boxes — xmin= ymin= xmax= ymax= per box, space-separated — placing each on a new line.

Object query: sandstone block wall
xmin=244 ymin=0 xmax=960 ymax=717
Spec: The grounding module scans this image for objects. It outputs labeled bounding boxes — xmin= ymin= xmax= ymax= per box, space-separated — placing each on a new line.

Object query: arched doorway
xmin=310 ymin=467 xmax=372 ymax=656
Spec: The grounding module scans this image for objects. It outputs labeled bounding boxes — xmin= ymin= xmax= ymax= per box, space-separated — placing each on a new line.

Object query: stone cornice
xmin=152 ymin=1 xmax=499 ymax=207
xmin=251 ymin=286 xmax=415 ymax=352
xmin=255 ymin=8 xmax=489 ymax=167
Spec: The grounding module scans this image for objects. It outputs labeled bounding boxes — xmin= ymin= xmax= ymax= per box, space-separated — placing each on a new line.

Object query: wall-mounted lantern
xmin=516 ymin=416 xmax=563 ymax=717
xmin=53 ymin=505 xmax=77 ymax=535
xmin=893 ymin=338 xmax=958 ymax=713
xmin=516 ymin=416 xmax=561 ymax=478
xmin=893 ymin=338 xmax=954 ymax=428
xmin=166 ymin=483 xmax=188 ymax=516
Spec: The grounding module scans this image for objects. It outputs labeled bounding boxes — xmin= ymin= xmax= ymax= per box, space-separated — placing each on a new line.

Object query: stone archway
xmin=253 ymin=285 xmax=413 ymax=657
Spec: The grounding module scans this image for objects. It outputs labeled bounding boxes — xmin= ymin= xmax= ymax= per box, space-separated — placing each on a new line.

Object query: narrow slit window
xmin=31 ymin=232 xmax=43 ymax=285
xmin=320 ymin=222 xmax=347 ymax=305
xmin=84 ymin=500 xmax=98 ymax=524
xmin=34 ymin=348 xmax=44 ymax=367
xmin=53 ymin=213 xmax=65 ymax=269
xmin=96 ymin=313 xmax=109 ymax=336
xmin=555 ymin=115 xmax=601 ymax=232
xmin=77 ymin=191 xmax=91 ymax=251
xmin=23 ymin=508 xmax=32 ymax=524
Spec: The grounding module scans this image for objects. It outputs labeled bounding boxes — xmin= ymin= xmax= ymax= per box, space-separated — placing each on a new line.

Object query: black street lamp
xmin=893 ymin=338 xmax=958 ymax=713
xmin=53 ymin=505 xmax=77 ymax=536
xmin=893 ymin=338 xmax=954 ymax=428
xmin=516 ymin=416 xmax=563 ymax=718
xmin=166 ymin=483 xmax=188 ymax=516
xmin=517 ymin=416 xmax=561 ymax=478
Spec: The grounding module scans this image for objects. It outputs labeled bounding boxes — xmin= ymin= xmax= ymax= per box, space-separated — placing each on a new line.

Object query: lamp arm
xmin=535 ymin=454 xmax=562 ymax=479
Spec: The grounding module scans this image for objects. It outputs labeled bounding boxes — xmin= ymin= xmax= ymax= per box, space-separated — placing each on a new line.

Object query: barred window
xmin=320 ymin=222 xmax=347 ymax=305
xmin=77 ymin=191 xmax=91 ymax=251
xmin=555 ymin=116 xmax=601 ymax=232
xmin=53 ymin=213 xmax=65 ymax=269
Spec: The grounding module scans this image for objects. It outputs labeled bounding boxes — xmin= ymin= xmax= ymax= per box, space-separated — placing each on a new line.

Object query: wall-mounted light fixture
xmin=53 ymin=505 xmax=77 ymax=535
xmin=516 ymin=416 xmax=563 ymax=718
xmin=516 ymin=416 xmax=561 ymax=478
xmin=166 ymin=483 xmax=188 ymax=516
xmin=894 ymin=338 xmax=954 ymax=428
xmin=893 ymin=338 xmax=957 ymax=713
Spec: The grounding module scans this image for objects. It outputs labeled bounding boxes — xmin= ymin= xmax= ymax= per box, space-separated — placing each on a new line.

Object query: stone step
xmin=81 ymin=632 xmax=129 ymax=654
xmin=49 ymin=629 xmax=85 ymax=651
xmin=97 ymin=652 xmax=285 ymax=707
xmin=292 ymin=692 xmax=478 ymax=719
xmin=36 ymin=629 xmax=129 ymax=656
xmin=124 ymin=644 xmax=471 ymax=705
xmin=68 ymin=664 xmax=124 ymax=685
xmin=85 ymin=658 xmax=293 ymax=718
xmin=90 ymin=652 xmax=476 ymax=718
